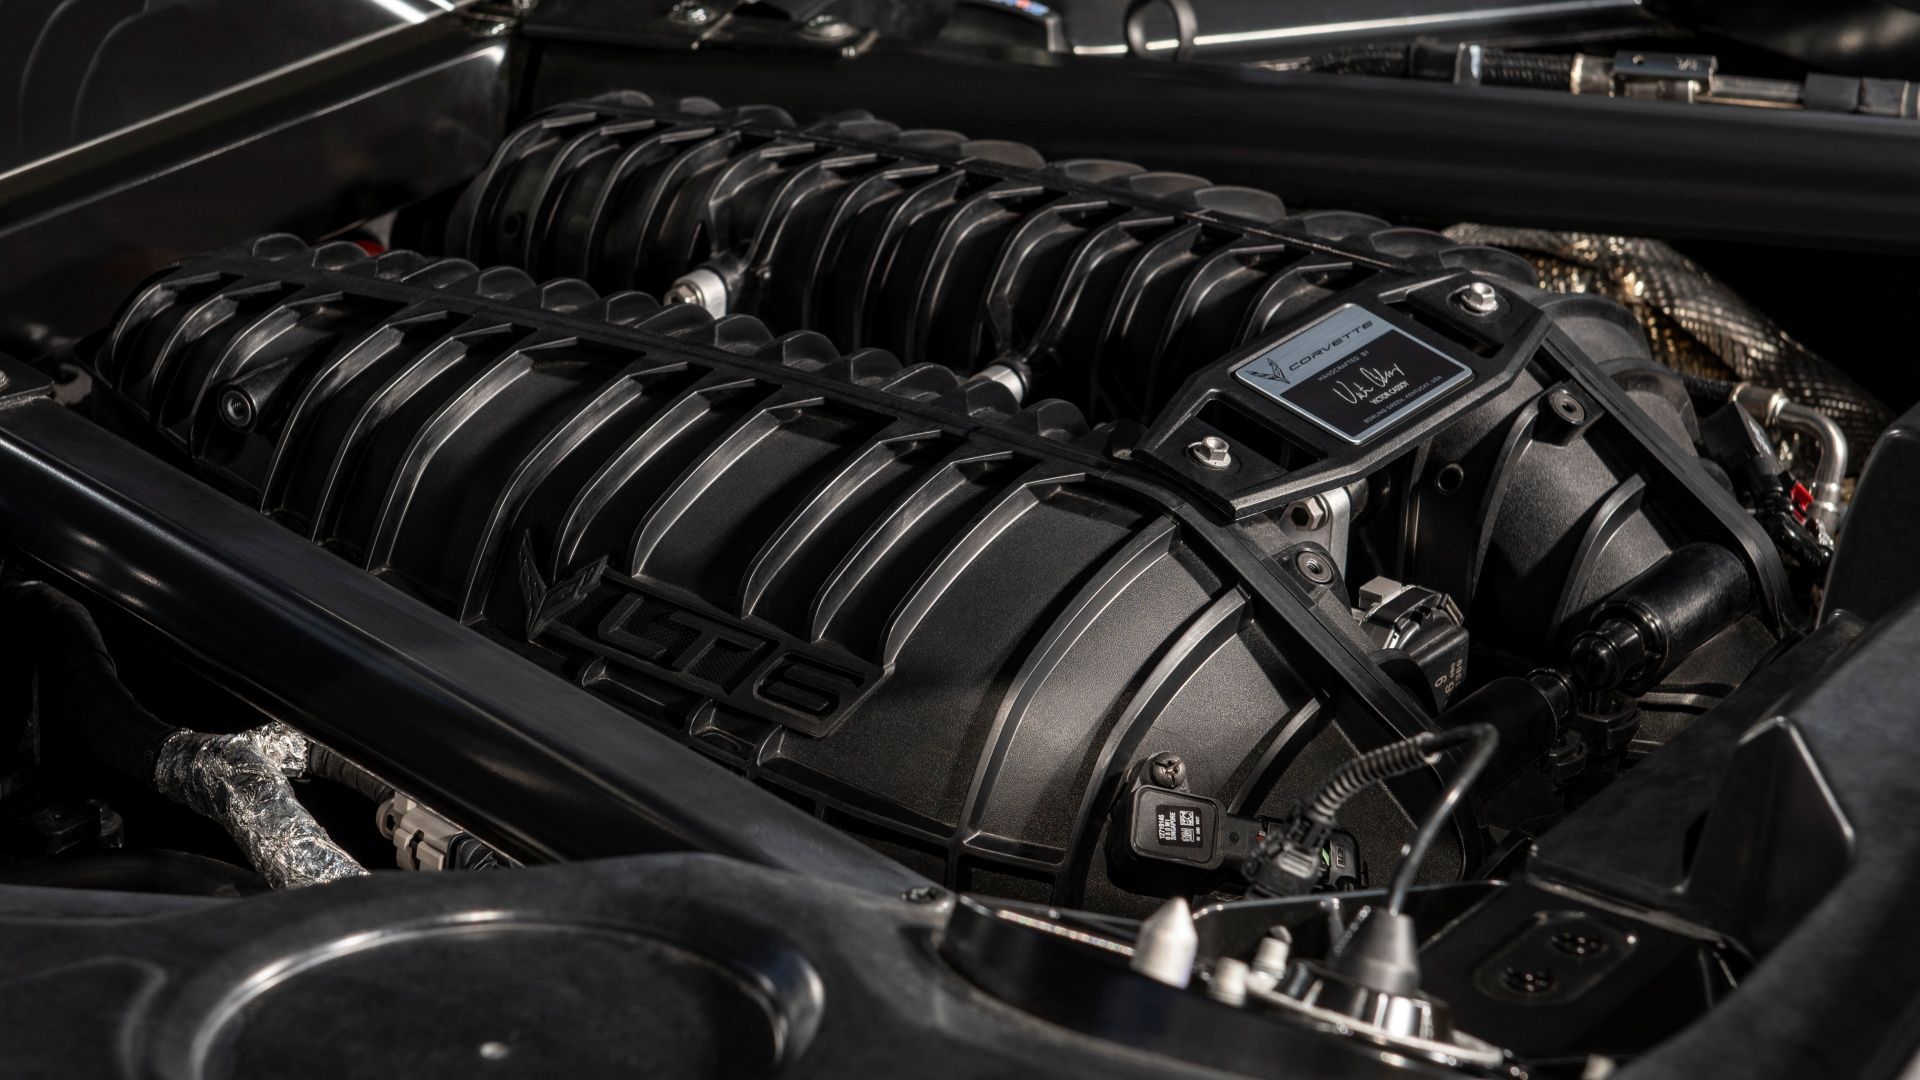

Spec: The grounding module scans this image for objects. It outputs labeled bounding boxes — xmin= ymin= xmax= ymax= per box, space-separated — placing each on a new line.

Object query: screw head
xmin=1295 ymin=550 xmax=1335 ymax=585
xmin=903 ymin=885 xmax=946 ymax=904
xmin=1148 ymin=752 xmax=1187 ymax=789
xmin=669 ymin=0 xmax=714 ymax=25
xmin=1187 ymin=435 xmax=1233 ymax=470
xmin=1452 ymin=280 xmax=1500 ymax=316
xmin=1547 ymin=388 xmax=1588 ymax=425
xmin=217 ymin=387 xmax=257 ymax=431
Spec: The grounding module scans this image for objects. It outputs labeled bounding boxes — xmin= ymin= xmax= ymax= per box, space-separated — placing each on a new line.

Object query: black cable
xmin=1245 ymin=724 xmax=1498 ymax=900
xmin=1304 ymin=737 xmax=1433 ymax=827
xmin=1679 ymin=371 xmax=1738 ymax=413
xmin=1692 ymin=390 xmax=1835 ymax=572
xmin=1283 ymin=43 xmax=1411 ymax=77
xmin=1479 ymin=50 xmax=1575 ymax=90
xmin=306 ymin=742 xmax=394 ymax=804
xmin=1385 ymin=722 xmax=1497 ymax=916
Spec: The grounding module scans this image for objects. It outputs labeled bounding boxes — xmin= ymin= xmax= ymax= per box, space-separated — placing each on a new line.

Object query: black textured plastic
xmin=445 ymin=91 xmax=1538 ymax=422
xmin=89 ymin=231 xmax=1789 ymax=909
xmin=91 ymin=235 xmax=1440 ymax=910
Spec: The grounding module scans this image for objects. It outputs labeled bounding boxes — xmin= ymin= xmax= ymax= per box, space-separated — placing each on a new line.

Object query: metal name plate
xmin=1234 ymin=305 xmax=1472 ymax=444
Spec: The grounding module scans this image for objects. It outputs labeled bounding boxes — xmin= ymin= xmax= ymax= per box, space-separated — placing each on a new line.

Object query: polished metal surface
xmin=1188 ymin=435 xmax=1235 ymax=469
xmin=1451 ymin=280 xmax=1500 ymax=316
xmin=0 ymin=365 xmax=923 ymax=892
xmin=1054 ymin=0 xmax=1650 ymax=57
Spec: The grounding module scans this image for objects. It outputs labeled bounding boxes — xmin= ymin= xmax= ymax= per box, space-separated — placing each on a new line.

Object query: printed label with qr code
xmin=1154 ymin=804 xmax=1205 ymax=848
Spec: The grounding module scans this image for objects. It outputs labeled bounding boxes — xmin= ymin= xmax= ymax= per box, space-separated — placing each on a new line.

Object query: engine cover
xmin=90 ymin=220 xmax=1780 ymax=910
xmin=445 ymin=93 xmax=1788 ymax=667
xmin=444 ymin=91 xmax=1546 ymax=425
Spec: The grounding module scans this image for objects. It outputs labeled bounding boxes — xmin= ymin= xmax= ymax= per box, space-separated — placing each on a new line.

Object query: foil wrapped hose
xmin=151 ymin=721 xmax=367 ymax=889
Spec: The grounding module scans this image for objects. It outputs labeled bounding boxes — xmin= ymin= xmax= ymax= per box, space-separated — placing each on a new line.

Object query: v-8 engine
xmin=90 ymin=92 xmax=1784 ymax=912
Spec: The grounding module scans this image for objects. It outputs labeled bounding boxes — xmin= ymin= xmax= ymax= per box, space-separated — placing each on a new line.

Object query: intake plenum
xmin=445 ymin=91 xmax=1539 ymax=423
xmin=89 ymin=235 xmax=1480 ymax=912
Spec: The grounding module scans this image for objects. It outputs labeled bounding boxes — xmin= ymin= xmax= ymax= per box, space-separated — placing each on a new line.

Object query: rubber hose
xmin=1680 ymin=371 xmax=1738 ymax=413
xmin=1480 ymin=50 xmax=1576 ymax=90
xmin=306 ymin=742 xmax=394 ymax=804
xmin=1288 ymin=44 xmax=1413 ymax=76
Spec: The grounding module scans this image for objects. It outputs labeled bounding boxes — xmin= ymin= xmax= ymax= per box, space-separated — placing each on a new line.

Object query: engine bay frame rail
xmin=519 ymin=28 xmax=1920 ymax=255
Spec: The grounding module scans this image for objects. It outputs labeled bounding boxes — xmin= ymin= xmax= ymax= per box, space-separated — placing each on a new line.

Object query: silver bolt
xmin=1252 ymin=927 xmax=1293 ymax=978
xmin=669 ymin=0 xmax=714 ymax=25
xmin=1209 ymin=957 xmax=1250 ymax=1006
xmin=218 ymin=387 xmax=256 ymax=431
xmin=663 ymin=267 xmax=729 ymax=318
xmin=1547 ymin=388 xmax=1588 ymax=425
xmin=1295 ymin=549 xmax=1335 ymax=585
xmin=1288 ymin=496 xmax=1329 ymax=531
xmin=1452 ymin=280 xmax=1500 ymax=316
xmin=973 ymin=362 xmax=1029 ymax=404
xmin=1187 ymin=435 xmax=1233 ymax=470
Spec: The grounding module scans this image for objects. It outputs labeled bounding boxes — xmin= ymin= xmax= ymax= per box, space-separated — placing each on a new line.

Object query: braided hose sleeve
xmin=1480 ymin=50 xmax=1578 ymax=91
xmin=1386 ymin=723 xmax=1498 ymax=916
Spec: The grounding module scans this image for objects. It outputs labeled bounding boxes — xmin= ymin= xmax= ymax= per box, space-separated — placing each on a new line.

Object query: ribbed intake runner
xmin=446 ymin=91 xmax=1537 ymax=421
xmin=92 ymin=235 xmax=1426 ymax=911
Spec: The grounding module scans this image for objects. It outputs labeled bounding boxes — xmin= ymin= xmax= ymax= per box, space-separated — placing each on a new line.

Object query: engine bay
xmin=2 ymin=2 xmax=1919 ymax=1077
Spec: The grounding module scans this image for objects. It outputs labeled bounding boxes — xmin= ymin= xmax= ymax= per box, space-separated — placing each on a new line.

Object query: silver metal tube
xmin=1775 ymin=401 xmax=1849 ymax=537
xmin=663 ymin=266 xmax=730 ymax=318
xmin=1733 ymin=382 xmax=1848 ymax=537
xmin=151 ymin=721 xmax=367 ymax=889
xmin=970 ymin=362 xmax=1029 ymax=403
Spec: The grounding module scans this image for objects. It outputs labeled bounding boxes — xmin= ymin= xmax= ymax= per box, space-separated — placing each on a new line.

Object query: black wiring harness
xmin=1243 ymin=724 xmax=1498 ymax=914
